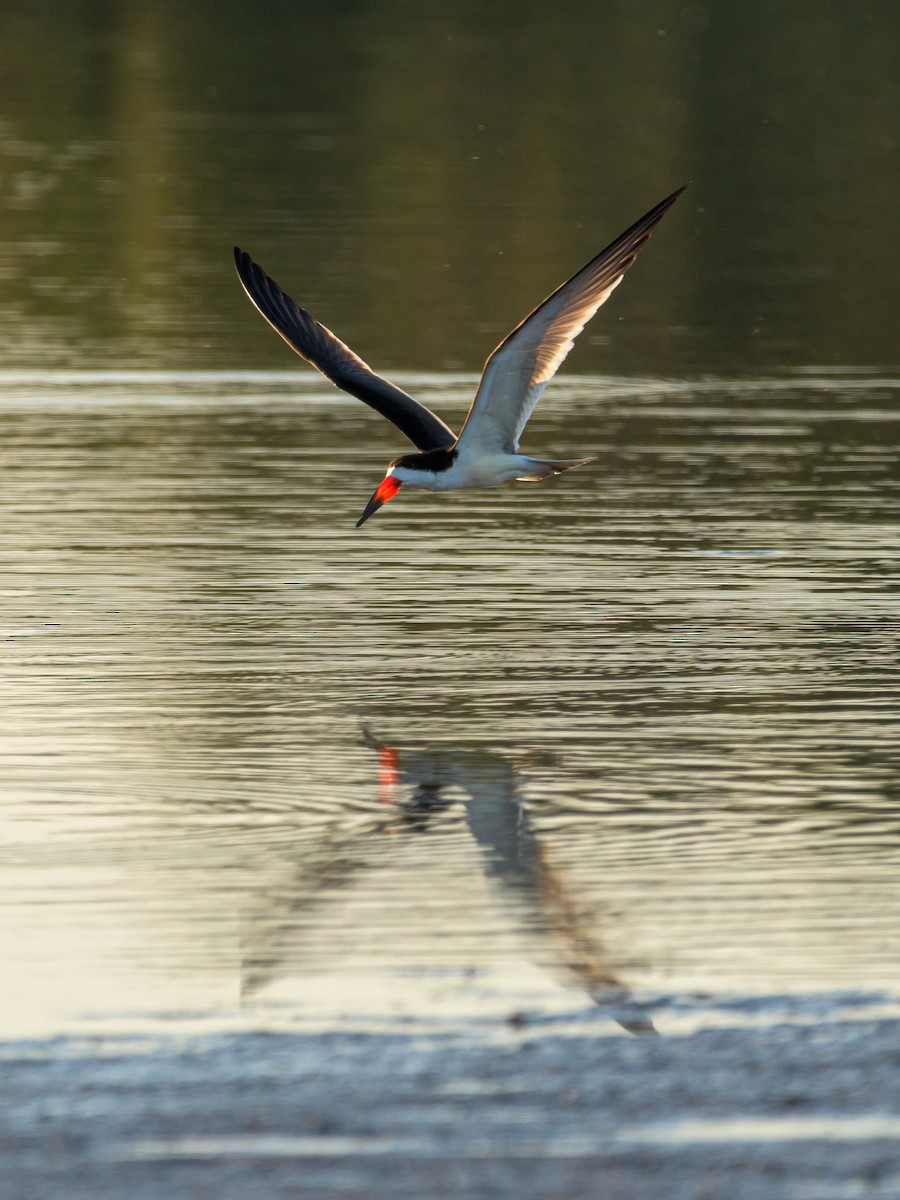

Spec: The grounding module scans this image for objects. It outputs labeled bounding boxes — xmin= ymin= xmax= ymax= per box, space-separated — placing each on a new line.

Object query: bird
xmin=234 ymin=185 xmax=686 ymax=527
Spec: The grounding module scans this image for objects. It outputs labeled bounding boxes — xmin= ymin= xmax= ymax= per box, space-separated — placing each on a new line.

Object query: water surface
xmin=2 ymin=369 xmax=897 ymax=1034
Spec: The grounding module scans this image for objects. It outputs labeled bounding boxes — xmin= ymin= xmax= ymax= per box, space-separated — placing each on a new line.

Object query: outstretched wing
xmin=234 ymin=248 xmax=456 ymax=452
xmin=455 ymin=186 xmax=686 ymax=455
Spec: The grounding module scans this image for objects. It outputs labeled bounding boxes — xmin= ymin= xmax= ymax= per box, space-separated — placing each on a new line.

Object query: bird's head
xmin=355 ymin=448 xmax=455 ymax=527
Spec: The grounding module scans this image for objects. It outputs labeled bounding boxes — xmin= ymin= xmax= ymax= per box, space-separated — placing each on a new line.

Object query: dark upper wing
xmin=455 ymin=186 xmax=687 ymax=455
xmin=233 ymin=247 xmax=456 ymax=452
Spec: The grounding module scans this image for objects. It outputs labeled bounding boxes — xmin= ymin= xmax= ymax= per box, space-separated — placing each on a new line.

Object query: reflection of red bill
xmin=378 ymin=746 xmax=400 ymax=803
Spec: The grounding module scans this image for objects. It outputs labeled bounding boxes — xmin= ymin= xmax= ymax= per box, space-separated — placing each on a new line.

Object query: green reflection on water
xmin=0 ymin=1 xmax=898 ymax=374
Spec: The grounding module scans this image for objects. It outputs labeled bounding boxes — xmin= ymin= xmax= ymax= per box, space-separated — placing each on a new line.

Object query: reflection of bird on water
xmin=242 ymin=729 xmax=654 ymax=1033
xmin=365 ymin=731 xmax=656 ymax=1034
xmin=234 ymin=187 xmax=685 ymax=527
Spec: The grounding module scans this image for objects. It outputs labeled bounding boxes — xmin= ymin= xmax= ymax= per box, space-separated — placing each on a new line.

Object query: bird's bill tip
xmin=356 ymin=475 xmax=402 ymax=528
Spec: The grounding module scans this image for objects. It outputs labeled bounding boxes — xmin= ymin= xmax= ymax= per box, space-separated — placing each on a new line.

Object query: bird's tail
xmin=515 ymin=456 xmax=596 ymax=482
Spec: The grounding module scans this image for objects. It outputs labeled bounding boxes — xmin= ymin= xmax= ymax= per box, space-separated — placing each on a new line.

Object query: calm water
xmin=2 ymin=369 xmax=898 ymax=1033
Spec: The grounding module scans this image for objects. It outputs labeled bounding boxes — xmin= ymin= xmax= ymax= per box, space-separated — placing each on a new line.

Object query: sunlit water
xmin=1 ymin=369 xmax=898 ymax=1035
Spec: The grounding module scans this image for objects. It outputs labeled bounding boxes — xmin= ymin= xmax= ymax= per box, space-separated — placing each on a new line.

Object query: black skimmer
xmin=234 ymin=185 xmax=686 ymax=527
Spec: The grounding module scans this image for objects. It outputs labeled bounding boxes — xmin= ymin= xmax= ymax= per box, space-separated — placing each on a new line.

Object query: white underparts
xmin=390 ymin=453 xmax=593 ymax=492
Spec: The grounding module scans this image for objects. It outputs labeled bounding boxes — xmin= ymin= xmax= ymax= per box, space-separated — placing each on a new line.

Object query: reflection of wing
xmin=405 ymin=747 xmax=655 ymax=1032
xmin=453 ymin=756 xmax=538 ymax=895
xmin=240 ymin=828 xmax=376 ymax=1001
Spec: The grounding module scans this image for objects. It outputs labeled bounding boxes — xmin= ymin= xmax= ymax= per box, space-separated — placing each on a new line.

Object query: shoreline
xmin=5 ymin=988 xmax=899 ymax=1200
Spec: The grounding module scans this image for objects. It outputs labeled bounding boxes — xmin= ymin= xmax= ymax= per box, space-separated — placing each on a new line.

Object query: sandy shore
xmin=4 ymin=991 xmax=900 ymax=1200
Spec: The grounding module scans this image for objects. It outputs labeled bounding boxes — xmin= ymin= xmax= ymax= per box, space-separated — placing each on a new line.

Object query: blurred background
xmin=0 ymin=0 xmax=898 ymax=376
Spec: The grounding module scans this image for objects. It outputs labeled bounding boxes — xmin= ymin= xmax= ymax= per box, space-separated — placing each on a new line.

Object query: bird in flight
xmin=234 ymin=185 xmax=685 ymax=527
